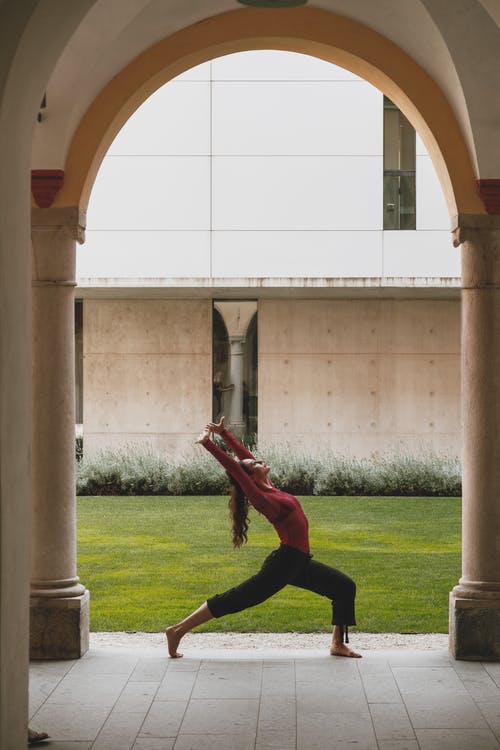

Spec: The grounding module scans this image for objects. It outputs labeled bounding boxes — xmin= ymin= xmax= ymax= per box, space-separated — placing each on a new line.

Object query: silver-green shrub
xmin=76 ymin=443 xmax=461 ymax=497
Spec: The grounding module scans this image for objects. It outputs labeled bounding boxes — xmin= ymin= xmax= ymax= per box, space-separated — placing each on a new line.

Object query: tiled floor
xmin=29 ymin=645 xmax=500 ymax=750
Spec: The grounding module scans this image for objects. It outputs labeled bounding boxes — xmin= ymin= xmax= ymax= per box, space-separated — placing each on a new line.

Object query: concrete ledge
xmin=30 ymin=590 xmax=90 ymax=660
xmin=449 ymin=591 xmax=500 ymax=660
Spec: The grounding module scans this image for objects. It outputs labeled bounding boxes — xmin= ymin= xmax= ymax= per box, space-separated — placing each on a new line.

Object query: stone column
xmin=215 ymin=301 xmax=257 ymax=437
xmin=449 ymin=214 xmax=500 ymax=660
xmin=228 ymin=335 xmax=246 ymax=435
xmin=30 ymin=206 xmax=89 ymax=659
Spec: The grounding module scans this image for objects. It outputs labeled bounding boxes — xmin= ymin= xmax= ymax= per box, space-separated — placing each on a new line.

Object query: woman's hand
xmin=195 ymin=427 xmax=210 ymax=444
xmin=207 ymin=416 xmax=225 ymax=434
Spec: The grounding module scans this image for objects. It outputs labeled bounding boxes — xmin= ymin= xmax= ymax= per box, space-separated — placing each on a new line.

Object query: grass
xmin=77 ymin=495 xmax=461 ymax=634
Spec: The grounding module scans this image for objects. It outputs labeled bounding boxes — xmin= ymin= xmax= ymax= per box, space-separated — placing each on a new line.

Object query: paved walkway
xmin=29 ymin=643 xmax=500 ymax=750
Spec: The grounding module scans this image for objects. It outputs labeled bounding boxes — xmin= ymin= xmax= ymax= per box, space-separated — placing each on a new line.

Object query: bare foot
xmin=166 ymin=627 xmax=184 ymax=658
xmin=330 ymin=643 xmax=362 ymax=658
xmin=195 ymin=428 xmax=210 ymax=445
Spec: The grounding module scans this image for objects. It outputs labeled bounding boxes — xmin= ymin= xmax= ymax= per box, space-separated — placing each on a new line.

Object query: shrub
xmin=76 ymin=446 xmax=172 ymax=496
xmin=76 ymin=441 xmax=462 ymax=497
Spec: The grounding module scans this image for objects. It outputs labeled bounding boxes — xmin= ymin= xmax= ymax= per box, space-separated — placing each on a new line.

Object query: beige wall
xmin=259 ymin=298 xmax=461 ymax=457
xmin=83 ymin=299 xmax=212 ymax=455
xmin=83 ymin=296 xmax=461 ymax=459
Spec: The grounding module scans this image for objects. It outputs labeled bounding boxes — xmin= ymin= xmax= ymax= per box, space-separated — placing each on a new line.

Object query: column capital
xmin=451 ymin=213 xmax=500 ymax=288
xmin=32 ymin=206 xmax=86 ymax=285
xmin=451 ymin=213 xmax=500 ymax=247
xmin=32 ymin=206 xmax=86 ymax=245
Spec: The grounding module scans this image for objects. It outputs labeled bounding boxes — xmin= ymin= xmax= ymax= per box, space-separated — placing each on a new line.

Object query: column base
xmin=449 ymin=590 xmax=500 ymax=660
xmin=30 ymin=590 xmax=90 ymax=659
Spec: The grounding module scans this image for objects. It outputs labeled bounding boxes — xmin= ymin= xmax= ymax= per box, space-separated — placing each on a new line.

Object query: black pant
xmin=207 ymin=544 xmax=356 ymax=626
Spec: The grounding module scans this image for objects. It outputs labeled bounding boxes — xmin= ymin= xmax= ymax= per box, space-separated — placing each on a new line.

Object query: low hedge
xmin=76 ymin=442 xmax=461 ymax=497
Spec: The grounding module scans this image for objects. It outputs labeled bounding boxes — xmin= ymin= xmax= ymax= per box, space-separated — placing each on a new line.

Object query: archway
xmin=0 ymin=2 xmax=497 ymax=746
xmin=27 ymin=2 xmax=500 ymax=683
xmin=51 ymin=7 xmax=482 ymax=216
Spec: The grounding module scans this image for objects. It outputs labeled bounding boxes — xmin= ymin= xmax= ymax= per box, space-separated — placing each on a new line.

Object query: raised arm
xmin=207 ymin=417 xmax=254 ymax=461
xmin=196 ymin=421 xmax=282 ymax=523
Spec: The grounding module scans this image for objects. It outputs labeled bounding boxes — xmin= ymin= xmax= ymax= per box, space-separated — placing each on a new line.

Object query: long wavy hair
xmin=227 ymin=461 xmax=252 ymax=548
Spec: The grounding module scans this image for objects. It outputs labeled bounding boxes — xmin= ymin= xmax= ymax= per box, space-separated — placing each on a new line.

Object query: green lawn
xmin=77 ymin=496 xmax=461 ymax=634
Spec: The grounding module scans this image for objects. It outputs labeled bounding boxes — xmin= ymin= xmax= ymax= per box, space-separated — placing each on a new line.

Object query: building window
xmin=383 ymin=96 xmax=416 ymax=230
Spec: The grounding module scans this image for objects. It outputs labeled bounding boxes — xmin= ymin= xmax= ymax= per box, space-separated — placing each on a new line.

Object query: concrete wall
xmin=259 ymin=298 xmax=461 ymax=456
xmin=84 ymin=296 xmax=461 ymax=458
xmin=83 ymin=299 xmax=212 ymax=455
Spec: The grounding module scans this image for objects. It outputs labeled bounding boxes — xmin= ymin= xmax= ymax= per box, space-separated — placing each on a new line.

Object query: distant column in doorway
xmin=215 ymin=301 xmax=257 ymax=438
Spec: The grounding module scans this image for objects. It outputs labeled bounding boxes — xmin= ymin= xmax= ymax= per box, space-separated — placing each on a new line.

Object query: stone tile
xmin=256 ymin=729 xmax=296 ymax=748
xmin=484 ymin=663 xmax=500 ymax=689
xmin=47 ymin=743 xmax=93 ymax=750
xmin=174 ymin=733 xmax=256 ymax=750
xmin=295 ymin=678 xmax=367 ymax=713
xmin=131 ymin=657 xmax=170 ymax=682
xmin=452 ymin=661 xmax=500 ymax=701
xmin=297 ymin=710 xmax=376 ymax=744
xmin=133 ymin=739 xmax=175 ymax=750
xmin=166 ymin=659 xmax=201 ymax=673
xmin=261 ymin=666 xmax=295 ymax=697
xmin=200 ymin=664 xmax=263 ymax=674
xmin=361 ymin=671 xmax=403 ymax=703
xmin=114 ymin=681 xmax=160 ymax=713
xmin=157 ymin=672 xmax=197 ymax=701
xmin=369 ymin=702 xmax=415 ymax=741
xmin=258 ymin=694 xmax=295 ymax=722
xmin=28 ymin=703 xmax=111 ymax=742
xmin=191 ymin=668 xmax=261 ymax=700
xmin=71 ymin=649 xmax=139 ymax=676
xmin=416 ymin=728 xmax=500 ymax=749
xmin=404 ymin=694 xmax=489 ymax=730
xmin=29 ymin=661 xmax=76 ymax=717
xmin=377 ymin=742 xmax=420 ymax=750
xmin=180 ymin=699 xmax=259 ymax=735
xmin=45 ymin=672 xmax=130 ymax=706
xmin=297 ymin=735 xmax=377 ymax=750
xmin=386 ymin=650 xmax=453 ymax=668
xmin=478 ymin=701 xmax=500 ymax=740
xmin=92 ymin=711 xmax=146 ymax=750
xmin=140 ymin=701 xmax=188 ymax=738
xmin=294 ymin=658 xmax=356 ymax=682
xmin=392 ymin=666 xmax=468 ymax=698
xmin=30 ymin=660 xmax=76 ymax=681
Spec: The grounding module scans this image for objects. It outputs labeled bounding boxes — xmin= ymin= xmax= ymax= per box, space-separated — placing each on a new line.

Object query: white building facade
xmin=77 ymin=50 xmax=461 ymax=457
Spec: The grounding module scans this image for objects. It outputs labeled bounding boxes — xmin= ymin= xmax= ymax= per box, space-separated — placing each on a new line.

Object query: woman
xmin=166 ymin=417 xmax=361 ymax=658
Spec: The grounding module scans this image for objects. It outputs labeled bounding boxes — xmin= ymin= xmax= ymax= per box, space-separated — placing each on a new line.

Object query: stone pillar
xmin=449 ymin=214 xmax=500 ymax=660
xmin=215 ymin=301 xmax=257 ymax=437
xmin=30 ymin=206 xmax=89 ymax=659
xmin=228 ymin=335 xmax=246 ymax=435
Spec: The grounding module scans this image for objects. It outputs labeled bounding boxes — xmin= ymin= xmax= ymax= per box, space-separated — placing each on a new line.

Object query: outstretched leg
xmin=166 ymin=602 xmax=213 ymax=658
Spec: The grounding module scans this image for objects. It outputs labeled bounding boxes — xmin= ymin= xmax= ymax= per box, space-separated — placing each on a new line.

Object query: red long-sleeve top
xmin=203 ymin=428 xmax=310 ymax=554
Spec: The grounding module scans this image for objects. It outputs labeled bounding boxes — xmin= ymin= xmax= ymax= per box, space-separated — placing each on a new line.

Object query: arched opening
xmin=23 ymin=2 xmax=500 ymax=707
xmin=53 ymin=7 xmax=482 ymax=218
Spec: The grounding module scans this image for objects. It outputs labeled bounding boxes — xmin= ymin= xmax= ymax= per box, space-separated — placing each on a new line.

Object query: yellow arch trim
xmin=55 ymin=6 xmax=484 ymax=216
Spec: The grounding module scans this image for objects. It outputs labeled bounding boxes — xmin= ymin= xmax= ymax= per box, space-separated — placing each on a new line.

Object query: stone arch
xmin=52 ymin=6 xmax=483 ymax=218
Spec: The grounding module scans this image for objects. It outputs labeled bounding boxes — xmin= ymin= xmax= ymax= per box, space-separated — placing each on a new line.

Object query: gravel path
xmin=90 ymin=631 xmax=448 ymax=650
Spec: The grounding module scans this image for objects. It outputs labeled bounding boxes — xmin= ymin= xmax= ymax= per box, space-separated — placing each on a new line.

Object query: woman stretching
xmin=166 ymin=417 xmax=361 ymax=659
